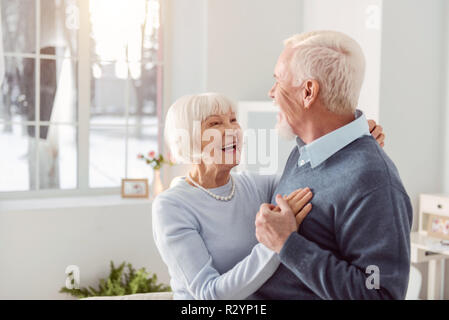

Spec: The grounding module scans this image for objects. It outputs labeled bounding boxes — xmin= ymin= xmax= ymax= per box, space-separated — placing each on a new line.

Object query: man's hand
xmin=368 ymin=119 xmax=385 ymax=147
xmin=255 ymin=194 xmax=310 ymax=253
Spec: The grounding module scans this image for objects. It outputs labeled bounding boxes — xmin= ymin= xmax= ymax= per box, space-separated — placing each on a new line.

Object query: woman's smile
xmin=221 ymin=142 xmax=237 ymax=154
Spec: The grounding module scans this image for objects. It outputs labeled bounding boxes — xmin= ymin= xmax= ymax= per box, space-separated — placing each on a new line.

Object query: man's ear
xmin=303 ymin=79 xmax=319 ymax=109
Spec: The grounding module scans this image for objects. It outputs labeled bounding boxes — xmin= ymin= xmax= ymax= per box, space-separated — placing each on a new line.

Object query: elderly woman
xmin=152 ymin=93 xmax=384 ymax=300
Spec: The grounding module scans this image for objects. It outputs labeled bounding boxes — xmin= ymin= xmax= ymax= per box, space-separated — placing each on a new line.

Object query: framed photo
xmin=427 ymin=214 xmax=449 ymax=240
xmin=121 ymin=178 xmax=149 ymax=198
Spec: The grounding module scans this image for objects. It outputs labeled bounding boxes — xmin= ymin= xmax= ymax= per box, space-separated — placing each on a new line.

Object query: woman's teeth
xmin=222 ymin=143 xmax=236 ymax=152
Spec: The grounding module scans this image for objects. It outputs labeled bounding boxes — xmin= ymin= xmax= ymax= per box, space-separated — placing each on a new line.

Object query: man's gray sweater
xmin=249 ymin=135 xmax=413 ymax=300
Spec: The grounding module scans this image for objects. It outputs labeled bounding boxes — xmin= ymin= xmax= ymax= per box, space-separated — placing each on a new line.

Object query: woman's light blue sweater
xmin=152 ymin=171 xmax=281 ymax=300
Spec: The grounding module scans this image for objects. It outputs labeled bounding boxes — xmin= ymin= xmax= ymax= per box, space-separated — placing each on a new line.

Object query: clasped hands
xmin=255 ymin=188 xmax=313 ymax=253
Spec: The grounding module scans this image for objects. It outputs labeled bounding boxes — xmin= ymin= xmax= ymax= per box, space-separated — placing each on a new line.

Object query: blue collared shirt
xmin=296 ymin=109 xmax=370 ymax=168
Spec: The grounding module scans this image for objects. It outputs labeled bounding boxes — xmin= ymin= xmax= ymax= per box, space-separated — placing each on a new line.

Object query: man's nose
xmin=268 ymin=83 xmax=276 ymax=99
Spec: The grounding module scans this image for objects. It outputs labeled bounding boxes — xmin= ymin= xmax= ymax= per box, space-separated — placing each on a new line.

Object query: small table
xmin=411 ymin=194 xmax=449 ymax=300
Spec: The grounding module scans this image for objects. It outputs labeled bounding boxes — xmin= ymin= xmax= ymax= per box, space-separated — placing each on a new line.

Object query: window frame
xmin=0 ymin=0 xmax=164 ymax=200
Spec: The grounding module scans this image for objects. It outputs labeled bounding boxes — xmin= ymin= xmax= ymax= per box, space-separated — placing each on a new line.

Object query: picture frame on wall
xmin=427 ymin=214 xmax=449 ymax=240
xmin=121 ymin=178 xmax=149 ymax=198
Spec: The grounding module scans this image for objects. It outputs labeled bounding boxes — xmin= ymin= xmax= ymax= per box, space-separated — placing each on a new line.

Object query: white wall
xmin=444 ymin=1 xmax=449 ymax=195
xmin=168 ymin=0 xmax=208 ymax=100
xmin=379 ymin=0 xmax=445 ymax=228
xmin=302 ymin=0 xmax=383 ymax=121
xmin=205 ymin=0 xmax=302 ymax=101
xmin=0 ymin=197 xmax=170 ymax=299
xmin=378 ymin=0 xmax=447 ymax=299
xmin=166 ymin=0 xmax=303 ymax=104
xmin=444 ymin=2 xmax=449 ymax=299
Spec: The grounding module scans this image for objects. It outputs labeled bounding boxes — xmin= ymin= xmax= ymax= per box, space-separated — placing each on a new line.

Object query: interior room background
xmin=0 ymin=0 xmax=448 ymax=299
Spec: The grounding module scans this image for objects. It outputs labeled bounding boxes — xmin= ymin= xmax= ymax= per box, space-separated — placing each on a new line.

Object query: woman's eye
xmin=210 ymin=122 xmax=220 ymax=126
xmin=231 ymin=118 xmax=237 ymax=122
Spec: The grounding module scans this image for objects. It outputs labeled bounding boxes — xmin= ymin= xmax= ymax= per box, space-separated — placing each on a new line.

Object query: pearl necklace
xmin=186 ymin=174 xmax=235 ymax=201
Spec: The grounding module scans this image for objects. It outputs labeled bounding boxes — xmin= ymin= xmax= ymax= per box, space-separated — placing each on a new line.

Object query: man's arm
xmin=256 ymin=185 xmax=413 ymax=299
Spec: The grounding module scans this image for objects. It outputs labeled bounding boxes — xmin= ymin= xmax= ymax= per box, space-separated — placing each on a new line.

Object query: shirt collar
xmin=296 ymin=109 xmax=370 ymax=168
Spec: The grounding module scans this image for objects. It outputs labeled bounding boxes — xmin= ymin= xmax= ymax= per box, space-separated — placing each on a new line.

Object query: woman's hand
xmin=368 ymin=119 xmax=385 ymax=147
xmin=255 ymin=191 xmax=312 ymax=253
xmin=272 ymin=188 xmax=313 ymax=228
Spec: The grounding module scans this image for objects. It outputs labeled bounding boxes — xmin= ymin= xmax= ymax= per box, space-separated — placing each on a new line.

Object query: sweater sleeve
xmin=152 ymin=196 xmax=280 ymax=300
xmin=278 ymin=184 xmax=413 ymax=299
xmin=248 ymin=173 xmax=281 ymax=203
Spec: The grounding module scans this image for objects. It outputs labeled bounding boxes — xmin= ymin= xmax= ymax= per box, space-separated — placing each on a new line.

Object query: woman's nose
xmin=222 ymin=122 xmax=239 ymax=136
xmin=223 ymin=121 xmax=236 ymax=130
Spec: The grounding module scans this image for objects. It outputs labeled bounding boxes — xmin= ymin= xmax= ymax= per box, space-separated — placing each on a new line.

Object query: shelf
xmin=411 ymin=232 xmax=449 ymax=256
xmin=0 ymin=194 xmax=153 ymax=213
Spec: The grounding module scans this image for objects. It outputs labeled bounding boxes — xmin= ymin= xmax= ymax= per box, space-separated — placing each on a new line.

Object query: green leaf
xmin=59 ymin=260 xmax=171 ymax=299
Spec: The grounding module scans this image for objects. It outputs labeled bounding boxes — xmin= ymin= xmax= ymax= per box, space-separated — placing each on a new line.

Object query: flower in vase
xmin=138 ymin=151 xmax=173 ymax=171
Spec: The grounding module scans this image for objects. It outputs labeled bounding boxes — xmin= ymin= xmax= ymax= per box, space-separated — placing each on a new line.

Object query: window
xmin=0 ymin=0 xmax=162 ymax=197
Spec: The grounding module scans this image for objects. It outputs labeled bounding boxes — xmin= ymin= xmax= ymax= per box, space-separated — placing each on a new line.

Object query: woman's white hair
xmin=164 ymin=93 xmax=237 ymax=163
xmin=283 ymin=30 xmax=365 ymax=114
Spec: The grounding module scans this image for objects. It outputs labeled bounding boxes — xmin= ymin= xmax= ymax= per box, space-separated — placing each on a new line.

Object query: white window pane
xmin=89 ymin=0 xmax=161 ymax=126
xmin=0 ymin=57 xmax=35 ymax=122
xmin=0 ymin=0 xmax=163 ymax=195
xmin=38 ymin=124 xmax=77 ymax=190
xmin=1 ymin=0 xmax=36 ymax=54
xmin=41 ymin=0 xmax=79 ymax=58
xmin=0 ymin=123 xmax=36 ymax=191
xmin=127 ymin=126 xmax=159 ymax=180
xmin=89 ymin=126 xmax=126 ymax=188
xmin=90 ymin=61 xmax=127 ymax=125
xmin=1 ymin=57 xmax=78 ymax=124
xmin=41 ymin=58 xmax=78 ymax=123
xmin=89 ymin=0 xmax=160 ymax=62
xmin=127 ymin=61 xmax=158 ymax=126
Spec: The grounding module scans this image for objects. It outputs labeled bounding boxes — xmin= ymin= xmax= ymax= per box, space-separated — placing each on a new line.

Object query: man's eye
xmin=231 ymin=118 xmax=237 ymax=122
xmin=210 ymin=122 xmax=220 ymax=126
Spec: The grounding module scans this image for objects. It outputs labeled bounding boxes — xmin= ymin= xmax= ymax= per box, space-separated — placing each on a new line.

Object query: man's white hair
xmin=164 ymin=93 xmax=237 ymax=163
xmin=283 ymin=30 xmax=365 ymax=114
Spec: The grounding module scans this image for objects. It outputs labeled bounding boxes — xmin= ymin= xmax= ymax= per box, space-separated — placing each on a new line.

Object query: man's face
xmin=269 ymin=47 xmax=300 ymax=140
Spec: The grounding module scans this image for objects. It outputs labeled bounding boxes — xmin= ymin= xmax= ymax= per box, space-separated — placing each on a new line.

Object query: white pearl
xmin=186 ymin=174 xmax=235 ymax=201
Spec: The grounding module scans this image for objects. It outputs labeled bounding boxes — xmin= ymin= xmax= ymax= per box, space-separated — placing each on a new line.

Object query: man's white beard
xmin=275 ymin=113 xmax=296 ymax=140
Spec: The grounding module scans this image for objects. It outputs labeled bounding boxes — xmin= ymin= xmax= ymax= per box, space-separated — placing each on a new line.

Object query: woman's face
xmin=200 ymin=110 xmax=242 ymax=169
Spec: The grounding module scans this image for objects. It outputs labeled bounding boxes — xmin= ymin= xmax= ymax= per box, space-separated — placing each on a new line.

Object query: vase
xmin=151 ymin=169 xmax=164 ymax=198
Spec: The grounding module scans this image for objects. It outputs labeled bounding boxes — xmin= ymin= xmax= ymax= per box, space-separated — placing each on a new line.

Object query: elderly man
xmin=253 ymin=30 xmax=413 ymax=300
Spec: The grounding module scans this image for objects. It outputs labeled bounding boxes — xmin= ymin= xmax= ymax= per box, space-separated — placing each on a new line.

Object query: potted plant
xmin=60 ymin=261 xmax=171 ymax=299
